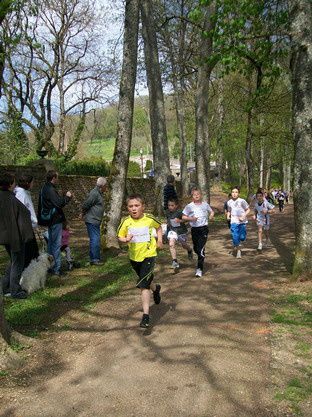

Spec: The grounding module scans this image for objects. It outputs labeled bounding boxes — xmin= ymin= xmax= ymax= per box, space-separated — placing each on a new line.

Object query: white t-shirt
xmin=14 ymin=186 xmax=38 ymax=229
xmin=227 ymin=198 xmax=249 ymax=224
xmin=182 ymin=201 xmax=213 ymax=227
xmin=254 ymin=200 xmax=274 ymax=223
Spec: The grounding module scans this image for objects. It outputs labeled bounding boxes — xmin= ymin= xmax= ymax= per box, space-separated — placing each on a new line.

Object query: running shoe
xmin=153 ymin=284 xmax=161 ymax=304
xmin=195 ymin=268 xmax=203 ymax=277
xmin=140 ymin=314 xmax=150 ymax=328
xmin=171 ymin=260 xmax=180 ymax=269
xmin=257 ymin=242 xmax=263 ymax=250
xmin=236 ymin=249 xmax=242 ymax=259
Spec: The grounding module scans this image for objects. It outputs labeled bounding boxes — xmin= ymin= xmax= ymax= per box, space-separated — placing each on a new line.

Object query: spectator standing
xmin=0 ymin=172 xmax=33 ymax=299
xmin=14 ymin=174 xmax=39 ymax=268
xmin=38 ymin=170 xmax=72 ymax=276
xmin=82 ymin=177 xmax=107 ymax=265
xmin=163 ymin=174 xmax=178 ymax=212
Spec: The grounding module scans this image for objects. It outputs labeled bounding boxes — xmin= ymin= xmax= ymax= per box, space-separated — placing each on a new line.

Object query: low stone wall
xmin=0 ymin=164 xmax=182 ymax=220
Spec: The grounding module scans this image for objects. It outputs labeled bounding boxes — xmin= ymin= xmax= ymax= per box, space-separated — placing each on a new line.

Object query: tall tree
xmin=291 ymin=0 xmax=312 ymax=277
xmin=141 ymin=0 xmax=171 ymax=213
xmin=105 ymin=0 xmax=140 ymax=248
xmin=194 ymin=1 xmax=216 ymax=201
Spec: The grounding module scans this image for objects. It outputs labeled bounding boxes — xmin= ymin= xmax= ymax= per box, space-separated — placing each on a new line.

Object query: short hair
xmin=18 ymin=174 xmax=34 ymax=190
xmin=167 ymin=174 xmax=175 ymax=184
xmin=0 ymin=172 xmax=15 ymax=190
xmin=126 ymin=193 xmax=144 ymax=204
xmin=46 ymin=170 xmax=58 ymax=182
xmin=168 ymin=197 xmax=179 ymax=205
xmin=256 ymin=190 xmax=264 ymax=196
xmin=96 ymin=177 xmax=107 ymax=187
xmin=191 ymin=187 xmax=201 ymax=195
xmin=231 ymin=186 xmax=240 ymax=192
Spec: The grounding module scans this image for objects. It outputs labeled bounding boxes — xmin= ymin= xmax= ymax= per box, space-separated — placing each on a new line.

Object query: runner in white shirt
xmin=182 ymin=188 xmax=214 ymax=277
xmin=227 ymin=186 xmax=250 ymax=259
xmin=253 ymin=190 xmax=275 ymax=250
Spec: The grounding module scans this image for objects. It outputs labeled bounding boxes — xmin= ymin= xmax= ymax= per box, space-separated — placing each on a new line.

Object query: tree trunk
xmin=216 ymin=78 xmax=225 ymax=181
xmin=245 ymin=107 xmax=253 ymax=197
xmin=141 ymin=0 xmax=171 ymax=214
xmin=105 ymin=0 xmax=140 ymax=248
xmin=291 ymin=0 xmax=312 ymax=277
xmin=194 ymin=3 xmax=216 ymax=202
xmin=259 ymin=140 xmax=264 ymax=189
xmin=172 ymin=78 xmax=189 ymax=198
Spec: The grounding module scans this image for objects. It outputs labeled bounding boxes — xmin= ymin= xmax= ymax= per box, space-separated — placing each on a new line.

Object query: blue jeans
xmin=86 ymin=222 xmax=101 ymax=262
xmin=48 ymin=223 xmax=63 ymax=273
xmin=230 ymin=223 xmax=247 ymax=247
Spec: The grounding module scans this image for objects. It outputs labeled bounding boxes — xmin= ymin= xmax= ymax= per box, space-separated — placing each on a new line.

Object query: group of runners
xmin=117 ymin=179 xmax=289 ymax=329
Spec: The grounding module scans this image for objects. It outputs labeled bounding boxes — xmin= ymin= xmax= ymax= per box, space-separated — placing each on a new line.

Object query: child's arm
xmin=118 ymin=234 xmax=133 ymax=243
xmin=182 ymin=214 xmax=198 ymax=222
xmin=156 ymin=226 xmax=163 ymax=249
xmin=209 ymin=209 xmax=214 ymax=220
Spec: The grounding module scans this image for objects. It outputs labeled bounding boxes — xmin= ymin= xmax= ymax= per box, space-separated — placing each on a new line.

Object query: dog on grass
xmin=20 ymin=253 xmax=54 ymax=294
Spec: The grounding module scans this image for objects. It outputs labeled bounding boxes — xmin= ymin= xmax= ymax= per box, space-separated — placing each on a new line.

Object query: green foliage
xmin=54 ymin=157 xmax=111 ymax=177
xmin=144 ymin=159 xmax=153 ymax=171
xmin=127 ymin=161 xmax=141 ymax=178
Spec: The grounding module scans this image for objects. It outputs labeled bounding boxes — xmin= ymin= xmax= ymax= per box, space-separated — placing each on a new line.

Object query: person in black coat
xmin=38 ymin=170 xmax=72 ymax=276
xmin=0 ymin=172 xmax=33 ymax=299
xmin=163 ymin=174 xmax=178 ymax=212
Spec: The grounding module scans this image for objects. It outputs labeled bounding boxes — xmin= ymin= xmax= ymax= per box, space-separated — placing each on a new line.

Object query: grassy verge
xmin=272 ymin=288 xmax=312 ymax=416
xmin=3 ymin=253 xmax=135 ymax=336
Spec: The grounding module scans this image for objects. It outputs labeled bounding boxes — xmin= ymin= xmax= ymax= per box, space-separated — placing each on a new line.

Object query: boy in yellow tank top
xmin=117 ymin=194 xmax=163 ymax=328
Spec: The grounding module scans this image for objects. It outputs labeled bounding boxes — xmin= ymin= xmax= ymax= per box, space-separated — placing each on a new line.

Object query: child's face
xmin=256 ymin=193 xmax=264 ymax=203
xmin=168 ymin=201 xmax=178 ymax=212
xmin=127 ymin=198 xmax=144 ymax=219
xmin=192 ymin=191 xmax=202 ymax=202
xmin=231 ymin=188 xmax=239 ymax=199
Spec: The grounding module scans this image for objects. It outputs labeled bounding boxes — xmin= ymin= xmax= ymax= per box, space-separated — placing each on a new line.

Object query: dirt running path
xmin=1 ymin=204 xmax=294 ymax=417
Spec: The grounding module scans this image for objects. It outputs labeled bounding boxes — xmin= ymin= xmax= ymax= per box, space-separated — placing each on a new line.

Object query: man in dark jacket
xmin=38 ymin=170 xmax=72 ymax=275
xmin=0 ymin=172 xmax=33 ymax=299
xmin=163 ymin=174 xmax=178 ymax=212
xmin=82 ymin=177 xmax=107 ymax=265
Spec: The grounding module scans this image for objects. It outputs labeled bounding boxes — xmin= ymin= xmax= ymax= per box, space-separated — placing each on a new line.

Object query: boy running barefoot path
xmin=182 ymin=188 xmax=214 ymax=277
xmin=117 ymin=194 xmax=163 ymax=328
xmin=166 ymin=198 xmax=193 ymax=272
xmin=227 ymin=187 xmax=250 ymax=259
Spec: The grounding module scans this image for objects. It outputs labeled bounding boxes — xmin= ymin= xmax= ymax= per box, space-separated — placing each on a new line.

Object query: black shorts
xmin=130 ymin=257 xmax=155 ymax=289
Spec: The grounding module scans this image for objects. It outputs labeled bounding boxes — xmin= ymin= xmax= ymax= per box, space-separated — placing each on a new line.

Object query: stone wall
xmin=0 ymin=163 xmax=183 ymax=220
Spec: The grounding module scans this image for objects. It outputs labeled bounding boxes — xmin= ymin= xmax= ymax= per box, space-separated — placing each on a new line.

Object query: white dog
xmin=20 ymin=253 xmax=54 ymax=294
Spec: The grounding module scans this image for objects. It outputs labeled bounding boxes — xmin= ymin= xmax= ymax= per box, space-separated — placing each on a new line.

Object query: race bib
xmin=128 ymin=226 xmax=150 ymax=243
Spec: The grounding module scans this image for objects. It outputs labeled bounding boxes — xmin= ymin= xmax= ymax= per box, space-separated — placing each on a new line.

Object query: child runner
xmin=227 ymin=186 xmax=250 ymax=259
xmin=182 ymin=188 xmax=214 ymax=277
xmin=117 ymin=194 xmax=163 ymax=329
xmin=277 ymin=190 xmax=285 ymax=212
xmin=253 ymin=191 xmax=275 ymax=250
xmin=223 ymin=193 xmax=232 ymax=229
xmin=166 ymin=198 xmax=193 ymax=271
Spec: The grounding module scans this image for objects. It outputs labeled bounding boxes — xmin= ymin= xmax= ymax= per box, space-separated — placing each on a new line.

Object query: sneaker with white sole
xmin=195 ymin=268 xmax=203 ymax=277
xmin=171 ymin=260 xmax=179 ymax=269
xmin=257 ymin=242 xmax=263 ymax=250
xmin=236 ymin=249 xmax=242 ymax=259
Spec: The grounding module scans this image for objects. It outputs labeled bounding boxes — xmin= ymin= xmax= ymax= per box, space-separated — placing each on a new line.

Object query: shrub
xmin=127 ymin=161 xmax=141 ymax=177
xmin=144 ymin=159 xmax=153 ymax=171
xmin=54 ymin=157 xmax=111 ymax=176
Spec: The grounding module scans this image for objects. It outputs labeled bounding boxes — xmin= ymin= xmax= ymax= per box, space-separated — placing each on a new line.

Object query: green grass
xmin=275 ymin=375 xmax=312 ymax=416
xmin=3 ymin=255 xmax=135 ymax=334
xmin=82 ymin=138 xmax=143 ymax=161
xmin=272 ymin=292 xmax=312 ymax=326
xmin=0 ymin=371 xmax=9 ymax=377
xmin=272 ymin=290 xmax=312 ymax=415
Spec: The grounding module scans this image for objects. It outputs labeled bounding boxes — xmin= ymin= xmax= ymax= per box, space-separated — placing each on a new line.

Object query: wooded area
xmin=0 ymin=0 xmax=312 ymax=364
